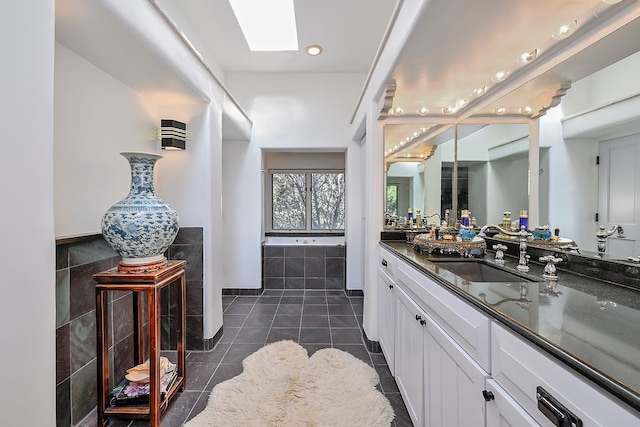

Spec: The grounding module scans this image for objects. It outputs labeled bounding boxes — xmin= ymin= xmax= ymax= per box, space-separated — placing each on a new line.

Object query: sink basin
xmin=430 ymin=260 xmax=535 ymax=282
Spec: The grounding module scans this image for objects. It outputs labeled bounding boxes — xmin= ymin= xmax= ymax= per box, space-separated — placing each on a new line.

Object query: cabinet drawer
xmin=396 ymin=260 xmax=491 ymax=371
xmin=492 ymin=322 xmax=640 ymax=426
xmin=379 ymin=246 xmax=397 ymax=280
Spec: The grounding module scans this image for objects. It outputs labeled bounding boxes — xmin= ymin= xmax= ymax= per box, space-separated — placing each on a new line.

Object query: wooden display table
xmin=94 ymin=260 xmax=186 ymax=426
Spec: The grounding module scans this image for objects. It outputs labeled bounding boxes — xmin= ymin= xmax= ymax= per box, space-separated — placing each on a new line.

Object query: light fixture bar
xmin=228 ymin=0 xmax=298 ymax=51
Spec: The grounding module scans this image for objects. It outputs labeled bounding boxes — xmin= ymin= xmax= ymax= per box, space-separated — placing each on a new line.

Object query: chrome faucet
xmin=596 ymin=224 xmax=625 ymax=256
xmin=478 ymin=224 xmax=518 ymax=237
xmin=539 ymin=255 xmax=562 ymax=280
xmin=492 ymin=244 xmax=507 ymax=264
xmin=517 ymin=226 xmax=530 ymax=272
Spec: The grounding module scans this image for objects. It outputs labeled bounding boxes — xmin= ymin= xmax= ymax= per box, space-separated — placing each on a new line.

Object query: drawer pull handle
xmin=482 ymin=390 xmax=495 ymax=402
xmin=381 ymin=259 xmax=388 ymax=267
xmin=536 ymin=386 xmax=582 ymax=427
xmin=419 ymin=319 xmax=426 ymax=325
xmin=388 ymin=284 xmax=393 ymax=289
xmin=415 ymin=314 xmax=422 ymax=321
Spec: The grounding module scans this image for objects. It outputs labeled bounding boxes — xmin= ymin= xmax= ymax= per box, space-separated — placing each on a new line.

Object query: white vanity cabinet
xmin=425 ymin=309 xmax=489 ymax=427
xmin=393 ymin=260 xmax=490 ymax=427
xmin=491 ymin=322 xmax=640 ymax=426
xmin=378 ymin=247 xmax=398 ymax=374
xmin=484 ymin=379 xmax=541 ymax=426
xmin=394 ymin=284 xmax=427 ymax=427
xmin=379 ymin=245 xmax=640 ymax=427
xmin=377 ymin=267 xmax=396 ymax=374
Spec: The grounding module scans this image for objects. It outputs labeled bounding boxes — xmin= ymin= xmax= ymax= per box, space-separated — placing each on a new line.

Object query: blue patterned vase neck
xmin=122 ymin=152 xmax=161 ymax=197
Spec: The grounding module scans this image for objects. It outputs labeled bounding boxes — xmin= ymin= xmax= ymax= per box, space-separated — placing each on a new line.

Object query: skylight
xmin=228 ymin=0 xmax=299 ymax=51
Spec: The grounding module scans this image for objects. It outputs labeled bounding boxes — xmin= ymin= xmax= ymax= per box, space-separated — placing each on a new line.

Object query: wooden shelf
xmin=94 ymin=260 xmax=187 ymax=426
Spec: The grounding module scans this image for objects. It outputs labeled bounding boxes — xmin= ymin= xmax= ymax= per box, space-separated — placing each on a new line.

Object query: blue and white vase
xmin=101 ymin=152 xmax=179 ymax=270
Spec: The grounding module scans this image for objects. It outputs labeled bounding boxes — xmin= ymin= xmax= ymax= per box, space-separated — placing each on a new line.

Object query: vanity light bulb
xmin=520 ymin=49 xmax=538 ymax=63
xmin=442 ymin=106 xmax=456 ymax=115
xmin=554 ymin=20 xmax=578 ymax=39
xmin=520 ymin=106 xmax=532 ymax=115
xmin=495 ymin=107 xmax=506 ymax=115
xmin=393 ymin=107 xmax=404 ymax=115
xmin=417 ymin=107 xmax=429 ymax=115
xmin=492 ymin=70 xmax=509 ymax=82
xmin=412 ymin=131 xmax=419 ymax=138
xmin=474 ymin=86 xmax=487 ymax=96
xmin=456 ymin=98 xmax=469 ymax=108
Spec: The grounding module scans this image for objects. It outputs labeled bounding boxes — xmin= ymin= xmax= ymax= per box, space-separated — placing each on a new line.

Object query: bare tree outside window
xmin=312 ymin=173 xmax=345 ymax=230
xmin=272 ymin=173 xmax=306 ymax=229
xmin=270 ymin=171 xmax=345 ymax=231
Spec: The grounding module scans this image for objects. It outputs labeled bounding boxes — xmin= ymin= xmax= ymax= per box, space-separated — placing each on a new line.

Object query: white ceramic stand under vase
xmin=101 ymin=152 xmax=179 ymax=273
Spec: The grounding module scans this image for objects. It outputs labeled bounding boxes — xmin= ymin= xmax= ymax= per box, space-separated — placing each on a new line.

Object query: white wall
xmin=0 ymin=1 xmax=56 ymax=425
xmin=54 ymin=0 xmax=233 ymax=343
xmin=541 ymin=106 xmax=599 ymax=250
xmin=541 ymin=52 xmax=640 ymax=251
xmin=224 ymin=72 xmax=367 ymax=289
xmin=54 ymin=44 xmax=157 ymax=237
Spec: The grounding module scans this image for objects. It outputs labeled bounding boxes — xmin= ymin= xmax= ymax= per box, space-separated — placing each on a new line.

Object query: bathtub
xmin=263 ymin=235 xmax=346 ymax=246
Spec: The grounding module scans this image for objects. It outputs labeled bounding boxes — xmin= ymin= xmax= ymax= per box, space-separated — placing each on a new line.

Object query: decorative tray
xmin=413 ymin=234 xmax=486 ymax=256
xmin=493 ymin=234 xmax=576 ymax=247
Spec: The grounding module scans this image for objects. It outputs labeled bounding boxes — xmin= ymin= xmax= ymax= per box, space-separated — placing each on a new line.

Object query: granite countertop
xmin=381 ymin=240 xmax=640 ymax=413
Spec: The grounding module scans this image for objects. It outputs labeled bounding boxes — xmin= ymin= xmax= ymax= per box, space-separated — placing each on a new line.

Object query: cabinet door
xmin=425 ymin=316 xmax=489 ymax=427
xmin=395 ymin=285 xmax=427 ymax=427
xmin=485 ymin=379 xmax=540 ymax=427
xmin=378 ymin=267 xmax=396 ymax=375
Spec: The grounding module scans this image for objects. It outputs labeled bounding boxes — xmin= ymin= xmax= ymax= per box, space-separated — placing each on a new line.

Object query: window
xmin=386 ymin=184 xmax=398 ymax=216
xmin=269 ymin=171 xmax=345 ymax=231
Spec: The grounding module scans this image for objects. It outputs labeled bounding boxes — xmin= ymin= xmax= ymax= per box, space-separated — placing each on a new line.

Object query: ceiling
xmin=157 ymin=0 xmax=640 ymax=159
xmin=56 ymin=0 xmax=640 ymax=156
xmin=157 ymin=0 xmax=398 ymax=73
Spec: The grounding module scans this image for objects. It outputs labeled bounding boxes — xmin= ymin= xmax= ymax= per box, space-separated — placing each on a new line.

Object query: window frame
xmin=266 ymin=169 xmax=345 ymax=233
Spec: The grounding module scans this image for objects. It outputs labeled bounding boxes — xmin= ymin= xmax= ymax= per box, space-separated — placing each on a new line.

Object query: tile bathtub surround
xmin=56 ymin=227 xmax=205 ymax=427
xmin=75 ymin=290 xmax=413 ymax=427
xmin=262 ymin=244 xmax=346 ymax=290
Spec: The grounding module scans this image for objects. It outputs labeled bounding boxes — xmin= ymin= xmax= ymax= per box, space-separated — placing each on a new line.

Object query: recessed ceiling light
xmin=519 ymin=106 xmax=532 ymax=115
xmin=442 ymin=106 xmax=457 ymax=115
xmin=306 ymin=45 xmax=323 ymax=56
xmin=417 ymin=107 xmax=429 ymax=116
xmin=393 ymin=107 xmax=404 ymax=115
xmin=495 ymin=107 xmax=507 ymax=115
xmin=553 ymin=20 xmax=578 ymax=39
xmin=519 ymin=49 xmax=539 ymax=63
xmin=491 ymin=70 xmax=509 ymax=82
xmin=229 ymin=0 xmax=298 ymax=51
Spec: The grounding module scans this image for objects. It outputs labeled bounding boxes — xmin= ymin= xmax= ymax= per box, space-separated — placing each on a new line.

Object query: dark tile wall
xmin=55 ymin=227 xmax=205 ymax=426
xmin=261 ymin=245 xmax=346 ymax=290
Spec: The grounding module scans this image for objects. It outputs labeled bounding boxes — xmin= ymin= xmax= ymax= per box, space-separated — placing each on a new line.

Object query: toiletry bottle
xmin=519 ymin=210 xmax=528 ymax=231
xmin=407 ymin=208 xmax=413 ymax=221
xmin=444 ymin=209 xmax=450 ymax=228
xmin=502 ymin=212 xmax=511 ymax=230
xmin=461 ymin=209 xmax=470 ymax=227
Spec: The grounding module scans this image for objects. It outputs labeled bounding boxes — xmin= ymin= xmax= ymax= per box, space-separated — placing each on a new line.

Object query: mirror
xmin=457 ymin=123 xmax=529 ymax=228
xmin=385 ymin=123 xmax=529 ymax=229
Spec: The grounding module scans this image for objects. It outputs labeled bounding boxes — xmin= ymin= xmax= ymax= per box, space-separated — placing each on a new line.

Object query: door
xmin=395 ymin=285 xmax=426 ymax=427
xmin=377 ymin=268 xmax=395 ymax=375
xmin=598 ymin=134 xmax=640 ymax=258
xmin=484 ymin=379 xmax=540 ymax=426
xmin=425 ymin=316 xmax=489 ymax=427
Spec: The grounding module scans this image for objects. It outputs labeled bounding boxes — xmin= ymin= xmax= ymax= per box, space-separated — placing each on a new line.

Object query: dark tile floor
xmin=80 ymin=289 xmax=412 ymax=427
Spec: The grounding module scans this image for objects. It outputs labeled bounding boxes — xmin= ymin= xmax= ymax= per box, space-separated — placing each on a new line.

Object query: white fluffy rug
xmin=185 ymin=340 xmax=394 ymax=427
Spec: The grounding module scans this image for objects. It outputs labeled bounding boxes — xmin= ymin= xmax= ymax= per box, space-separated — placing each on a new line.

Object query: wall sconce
xmin=160 ymin=119 xmax=187 ymax=150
